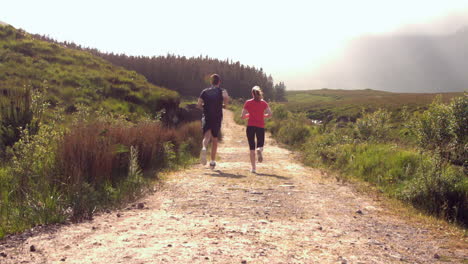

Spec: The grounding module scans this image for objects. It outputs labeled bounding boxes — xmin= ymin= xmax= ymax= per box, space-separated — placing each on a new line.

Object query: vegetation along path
xmin=1 ymin=110 xmax=466 ymax=263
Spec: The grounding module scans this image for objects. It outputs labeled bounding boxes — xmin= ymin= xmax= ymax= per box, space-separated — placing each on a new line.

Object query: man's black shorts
xmin=202 ymin=116 xmax=222 ymax=138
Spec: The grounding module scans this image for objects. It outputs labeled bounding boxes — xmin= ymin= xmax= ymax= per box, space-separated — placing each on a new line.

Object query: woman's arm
xmin=222 ymin=90 xmax=230 ymax=107
xmin=241 ymin=108 xmax=250 ymax=119
xmin=264 ymin=106 xmax=272 ymax=118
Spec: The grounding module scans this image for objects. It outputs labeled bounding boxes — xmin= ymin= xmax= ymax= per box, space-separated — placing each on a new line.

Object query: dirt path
xmin=1 ymin=110 xmax=467 ymax=264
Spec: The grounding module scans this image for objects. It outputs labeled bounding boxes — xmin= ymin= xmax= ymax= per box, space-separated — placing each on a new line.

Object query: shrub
xmin=0 ymin=87 xmax=37 ymax=157
xmin=401 ymin=155 xmax=468 ymax=225
xmin=274 ymin=113 xmax=310 ymax=146
xmin=354 ymin=108 xmax=391 ymax=141
xmin=415 ymin=98 xmax=455 ymax=159
xmin=271 ymin=103 xmax=289 ymax=120
xmin=449 ymin=95 xmax=468 ymax=167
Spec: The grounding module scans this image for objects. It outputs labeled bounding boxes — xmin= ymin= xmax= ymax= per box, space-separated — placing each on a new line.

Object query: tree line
xmin=32 ymin=34 xmax=287 ymax=101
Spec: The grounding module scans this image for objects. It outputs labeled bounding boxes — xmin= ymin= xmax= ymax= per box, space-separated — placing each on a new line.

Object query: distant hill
xmin=0 ymin=24 xmax=178 ymax=117
xmin=316 ymin=27 xmax=468 ymax=93
xmin=0 ymin=21 xmax=7 ymax=26
xmin=285 ymin=89 xmax=463 ymax=121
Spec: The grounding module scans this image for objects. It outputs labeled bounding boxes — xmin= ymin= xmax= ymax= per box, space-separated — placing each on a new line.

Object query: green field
xmin=285 ymin=89 xmax=464 ymax=121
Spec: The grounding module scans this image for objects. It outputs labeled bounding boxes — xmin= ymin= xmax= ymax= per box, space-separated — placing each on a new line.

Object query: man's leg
xmin=203 ymin=130 xmax=212 ymax=150
xmin=209 ymin=121 xmax=222 ymax=169
xmin=200 ymin=130 xmax=211 ymax=165
xmin=211 ymin=136 xmax=218 ymax=162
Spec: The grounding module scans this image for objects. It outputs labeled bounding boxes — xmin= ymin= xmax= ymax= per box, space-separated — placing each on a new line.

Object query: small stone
xmin=167 ymin=244 xmax=172 ymax=247
xmin=137 ymin=203 xmax=145 ymax=209
xmin=356 ymin=210 xmax=363 ymax=214
xmin=318 ymin=226 xmax=323 ymax=230
xmin=116 ymin=213 xmax=121 ymax=217
xmin=92 ymin=226 xmax=97 ymax=230
xmin=105 ymin=209 xmax=111 ymax=214
xmin=0 ymin=252 xmax=7 ymax=257
xmin=61 ymin=257 xmax=66 ymax=261
xmin=205 ymin=257 xmax=209 ymax=260
xmin=434 ymin=254 xmax=440 ymax=259
xmin=30 ymin=245 xmax=36 ymax=252
xmin=241 ymin=260 xmax=247 ymax=264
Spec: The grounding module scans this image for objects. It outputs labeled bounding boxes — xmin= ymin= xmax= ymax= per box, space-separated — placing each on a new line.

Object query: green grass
xmin=258 ymin=93 xmax=468 ymax=227
xmin=0 ymin=24 xmax=179 ymax=118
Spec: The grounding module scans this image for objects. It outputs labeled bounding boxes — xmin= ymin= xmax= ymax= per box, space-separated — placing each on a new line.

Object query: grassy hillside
xmin=0 ymin=25 xmax=178 ymax=118
xmin=286 ymin=89 xmax=464 ymax=121
xmin=0 ymin=25 xmax=203 ymax=239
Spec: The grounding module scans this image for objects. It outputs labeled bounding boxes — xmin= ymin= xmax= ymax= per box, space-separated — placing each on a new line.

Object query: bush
xmin=401 ymin=155 xmax=468 ymax=225
xmin=271 ymin=103 xmax=289 ymax=120
xmin=354 ymin=108 xmax=390 ymax=141
xmin=0 ymin=87 xmax=37 ymax=157
xmin=274 ymin=113 xmax=310 ymax=146
xmin=449 ymin=95 xmax=468 ymax=167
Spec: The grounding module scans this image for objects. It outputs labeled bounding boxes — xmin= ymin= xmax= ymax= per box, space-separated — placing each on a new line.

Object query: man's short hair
xmin=210 ymin=74 xmax=220 ymax=86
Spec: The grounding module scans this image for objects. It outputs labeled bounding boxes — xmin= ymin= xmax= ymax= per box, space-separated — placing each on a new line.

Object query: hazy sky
xmin=2 ymin=0 xmax=468 ymax=90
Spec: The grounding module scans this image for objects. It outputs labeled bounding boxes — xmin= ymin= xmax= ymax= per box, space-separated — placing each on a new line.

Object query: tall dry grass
xmin=58 ymin=120 xmax=202 ymax=187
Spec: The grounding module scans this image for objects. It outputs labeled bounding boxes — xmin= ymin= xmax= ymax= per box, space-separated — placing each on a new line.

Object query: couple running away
xmin=197 ymin=74 xmax=272 ymax=173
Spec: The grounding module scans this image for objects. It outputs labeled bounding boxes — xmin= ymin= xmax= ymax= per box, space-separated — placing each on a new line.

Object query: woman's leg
xmin=255 ymin=127 xmax=265 ymax=162
xmin=250 ymin=150 xmax=256 ymax=171
xmin=256 ymin=127 xmax=265 ymax=148
xmin=246 ymin=126 xmax=256 ymax=171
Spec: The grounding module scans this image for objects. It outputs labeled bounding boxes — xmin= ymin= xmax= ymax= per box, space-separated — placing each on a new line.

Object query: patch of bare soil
xmin=1 ymin=110 xmax=466 ymax=263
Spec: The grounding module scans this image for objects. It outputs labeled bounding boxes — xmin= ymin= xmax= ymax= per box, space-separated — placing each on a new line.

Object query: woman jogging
xmin=241 ymin=86 xmax=272 ymax=173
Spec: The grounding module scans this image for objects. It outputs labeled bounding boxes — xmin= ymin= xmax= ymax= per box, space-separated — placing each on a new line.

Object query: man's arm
xmin=197 ymin=98 xmax=203 ymax=109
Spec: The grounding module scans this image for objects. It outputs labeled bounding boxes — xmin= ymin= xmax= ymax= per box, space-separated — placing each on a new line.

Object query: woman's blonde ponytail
xmin=252 ymin=86 xmax=263 ymax=101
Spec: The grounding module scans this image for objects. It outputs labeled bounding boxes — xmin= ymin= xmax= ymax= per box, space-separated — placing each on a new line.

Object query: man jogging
xmin=197 ymin=74 xmax=229 ymax=169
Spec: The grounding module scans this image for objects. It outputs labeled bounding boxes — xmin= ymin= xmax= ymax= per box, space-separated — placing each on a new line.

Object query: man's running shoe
xmin=200 ymin=149 xmax=207 ymax=165
xmin=257 ymin=148 xmax=263 ymax=163
xmin=209 ymin=161 xmax=216 ymax=169
xmin=250 ymin=169 xmax=256 ymax=174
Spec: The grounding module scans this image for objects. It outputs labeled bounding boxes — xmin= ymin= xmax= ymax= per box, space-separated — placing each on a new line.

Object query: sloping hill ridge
xmin=0 ymin=24 xmax=178 ymax=117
